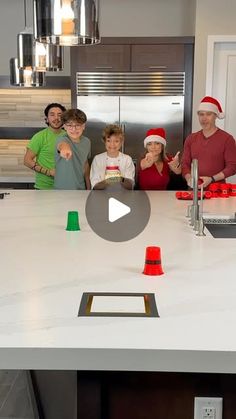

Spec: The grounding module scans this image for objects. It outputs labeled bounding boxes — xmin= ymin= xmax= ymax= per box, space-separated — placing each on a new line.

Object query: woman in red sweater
xmin=138 ymin=128 xmax=182 ymax=190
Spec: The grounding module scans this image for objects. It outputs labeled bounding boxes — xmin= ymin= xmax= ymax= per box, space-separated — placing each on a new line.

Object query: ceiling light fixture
xmin=9 ymin=57 xmax=46 ymax=87
xmin=33 ymin=0 xmax=100 ymax=46
xmin=17 ymin=0 xmax=64 ymax=72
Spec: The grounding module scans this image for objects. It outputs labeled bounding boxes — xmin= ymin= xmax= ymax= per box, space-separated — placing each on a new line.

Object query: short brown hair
xmin=62 ymin=108 xmax=87 ymax=125
xmin=102 ymin=124 xmax=124 ymax=142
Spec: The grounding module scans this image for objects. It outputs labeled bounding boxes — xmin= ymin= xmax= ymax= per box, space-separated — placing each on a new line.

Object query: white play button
xmin=108 ymin=197 xmax=131 ymax=223
xmin=85 ymin=190 xmax=151 ymax=242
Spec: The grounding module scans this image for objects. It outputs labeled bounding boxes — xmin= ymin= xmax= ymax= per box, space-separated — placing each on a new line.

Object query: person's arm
xmin=84 ymin=160 xmax=91 ymax=190
xmin=24 ymin=149 xmax=54 ymax=177
xmin=120 ymin=156 xmax=135 ymax=189
xmin=199 ymin=172 xmax=225 ymax=188
xmin=57 ymin=141 xmax=72 ymax=160
xmin=199 ymin=136 xmax=236 ymax=187
xmin=221 ymin=136 xmax=236 ymax=178
xmin=181 ymin=136 xmax=192 ymax=186
xmin=90 ymin=156 xmax=106 ymax=189
xmin=168 ymin=151 xmax=181 ymax=175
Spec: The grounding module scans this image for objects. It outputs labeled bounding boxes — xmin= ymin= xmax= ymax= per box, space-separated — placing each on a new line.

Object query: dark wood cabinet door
xmin=131 ymin=44 xmax=185 ymax=71
xmin=75 ymin=44 xmax=131 ymax=71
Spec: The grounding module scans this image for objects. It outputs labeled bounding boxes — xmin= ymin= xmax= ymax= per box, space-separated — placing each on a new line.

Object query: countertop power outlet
xmin=194 ymin=397 xmax=223 ymax=419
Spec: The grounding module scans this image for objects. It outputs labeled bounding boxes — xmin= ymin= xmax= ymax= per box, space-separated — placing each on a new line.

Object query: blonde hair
xmin=102 ymin=124 xmax=124 ymax=142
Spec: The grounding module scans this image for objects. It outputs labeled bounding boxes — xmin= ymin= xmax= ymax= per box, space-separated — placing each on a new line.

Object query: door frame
xmin=205 ymin=35 xmax=236 ymax=94
xmin=205 ymin=35 xmax=236 ymax=182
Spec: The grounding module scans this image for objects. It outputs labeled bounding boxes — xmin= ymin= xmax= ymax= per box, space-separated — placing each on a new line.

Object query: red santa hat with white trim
xmin=198 ymin=96 xmax=225 ymax=119
xmin=144 ymin=128 xmax=166 ymax=148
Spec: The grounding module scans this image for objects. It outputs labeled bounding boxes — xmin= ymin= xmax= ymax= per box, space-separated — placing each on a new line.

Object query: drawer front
xmin=75 ymin=45 xmax=131 ymax=71
xmin=131 ymin=44 xmax=185 ymax=71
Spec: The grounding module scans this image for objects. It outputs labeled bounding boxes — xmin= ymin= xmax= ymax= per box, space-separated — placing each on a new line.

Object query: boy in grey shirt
xmin=54 ymin=109 xmax=91 ymax=190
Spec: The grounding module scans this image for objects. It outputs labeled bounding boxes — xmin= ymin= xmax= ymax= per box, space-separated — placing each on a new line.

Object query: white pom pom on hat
xmin=198 ymin=96 xmax=225 ymax=119
xmin=144 ymin=128 xmax=166 ymax=148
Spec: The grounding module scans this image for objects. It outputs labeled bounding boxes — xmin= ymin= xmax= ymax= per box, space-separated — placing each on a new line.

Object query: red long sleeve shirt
xmin=182 ymin=128 xmax=236 ymax=179
xmin=138 ymin=161 xmax=170 ymax=190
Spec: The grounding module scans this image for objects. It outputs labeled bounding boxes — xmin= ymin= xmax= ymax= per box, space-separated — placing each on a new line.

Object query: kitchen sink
xmin=205 ymin=223 xmax=236 ymax=238
xmin=203 ymin=217 xmax=236 ymax=238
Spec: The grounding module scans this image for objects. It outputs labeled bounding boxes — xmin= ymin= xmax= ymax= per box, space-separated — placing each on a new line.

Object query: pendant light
xmin=35 ymin=44 xmax=64 ymax=71
xmin=17 ymin=0 xmax=64 ymax=72
xmin=10 ymin=57 xmax=46 ymax=87
xmin=17 ymin=29 xmax=35 ymax=70
xmin=33 ymin=0 xmax=100 ymax=46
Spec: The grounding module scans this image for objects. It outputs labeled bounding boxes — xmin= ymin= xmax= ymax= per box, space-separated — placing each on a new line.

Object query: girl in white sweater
xmin=90 ymin=124 xmax=135 ymax=190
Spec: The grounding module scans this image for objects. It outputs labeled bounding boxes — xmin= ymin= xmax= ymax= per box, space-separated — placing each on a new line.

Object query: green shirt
xmin=27 ymin=127 xmax=64 ymax=189
xmin=54 ymin=134 xmax=91 ymax=190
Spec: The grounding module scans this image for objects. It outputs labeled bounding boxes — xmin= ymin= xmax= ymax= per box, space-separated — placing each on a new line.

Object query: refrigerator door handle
xmin=121 ymin=123 xmax=125 ymax=153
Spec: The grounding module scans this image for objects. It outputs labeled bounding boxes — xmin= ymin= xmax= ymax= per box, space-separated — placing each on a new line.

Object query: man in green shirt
xmin=24 ymin=103 xmax=66 ymax=189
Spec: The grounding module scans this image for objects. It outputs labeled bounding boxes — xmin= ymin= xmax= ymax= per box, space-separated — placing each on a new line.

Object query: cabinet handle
xmin=95 ymin=66 xmax=113 ymax=69
xmin=149 ymin=65 xmax=167 ymax=69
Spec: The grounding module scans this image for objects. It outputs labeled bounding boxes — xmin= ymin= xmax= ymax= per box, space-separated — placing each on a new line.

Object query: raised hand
xmin=168 ymin=151 xmax=181 ymax=174
xmin=60 ymin=143 xmax=72 ymax=160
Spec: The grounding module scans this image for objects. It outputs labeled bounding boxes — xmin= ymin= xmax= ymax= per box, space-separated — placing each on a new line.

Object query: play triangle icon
xmin=108 ymin=197 xmax=131 ymax=223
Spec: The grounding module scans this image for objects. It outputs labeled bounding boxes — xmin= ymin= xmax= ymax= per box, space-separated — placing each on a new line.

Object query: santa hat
xmin=198 ymin=96 xmax=225 ymax=119
xmin=144 ymin=128 xmax=166 ymax=148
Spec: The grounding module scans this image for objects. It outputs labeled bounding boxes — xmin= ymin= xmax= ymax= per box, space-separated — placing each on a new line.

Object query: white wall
xmin=0 ymin=0 xmax=196 ymax=76
xmin=0 ymin=0 xmax=70 ymax=76
xmin=100 ymin=0 xmax=196 ymax=37
xmin=192 ymin=0 xmax=236 ymax=131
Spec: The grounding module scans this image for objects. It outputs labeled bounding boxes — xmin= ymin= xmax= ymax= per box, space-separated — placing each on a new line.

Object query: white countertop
xmin=0 ymin=176 xmax=34 ymax=183
xmin=0 ymin=190 xmax=236 ymax=373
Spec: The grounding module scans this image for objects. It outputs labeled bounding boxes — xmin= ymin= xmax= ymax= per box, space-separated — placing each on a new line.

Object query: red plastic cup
xmin=230 ymin=183 xmax=236 ymax=197
xmin=204 ymin=191 xmax=212 ymax=199
xmin=208 ymin=182 xmax=220 ymax=197
xmin=219 ymin=183 xmax=230 ymax=198
xmin=175 ymin=191 xmax=182 ymax=199
xmin=143 ymin=246 xmax=164 ymax=276
xmin=182 ymin=191 xmax=192 ymax=200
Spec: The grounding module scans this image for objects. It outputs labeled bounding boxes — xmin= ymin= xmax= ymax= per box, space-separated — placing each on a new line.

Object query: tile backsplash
xmin=0 ymin=139 xmax=32 ymax=179
xmin=0 ymin=89 xmax=71 ymax=127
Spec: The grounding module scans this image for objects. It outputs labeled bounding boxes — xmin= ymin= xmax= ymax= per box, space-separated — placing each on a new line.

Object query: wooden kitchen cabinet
xmin=131 ymin=44 xmax=185 ymax=71
xmin=75 ymin=44 xmax=131 ymax=71
xmin=72 ymin=41 xmax=186 ymax=73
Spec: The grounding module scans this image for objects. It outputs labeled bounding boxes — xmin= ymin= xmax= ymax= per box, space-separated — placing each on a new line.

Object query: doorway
xmin=206 ymin=35 xmax=236 ymax=183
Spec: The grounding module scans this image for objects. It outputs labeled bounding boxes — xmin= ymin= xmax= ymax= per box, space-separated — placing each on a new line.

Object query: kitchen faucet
xmin=187 ymin=159 xmax=205 ymax=236
xmin=190 ymin=159 xmax=199 ymax=228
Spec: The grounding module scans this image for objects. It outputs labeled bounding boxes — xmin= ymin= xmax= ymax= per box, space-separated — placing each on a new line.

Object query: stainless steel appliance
xmin=77 ymin=72 xmax=185 ymax=162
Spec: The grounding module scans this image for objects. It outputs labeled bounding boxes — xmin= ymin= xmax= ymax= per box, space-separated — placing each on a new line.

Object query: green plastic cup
xmin=66 ymin=211 xmax=80 ymax=231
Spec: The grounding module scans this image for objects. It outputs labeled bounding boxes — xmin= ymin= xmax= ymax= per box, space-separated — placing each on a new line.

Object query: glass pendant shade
xmin=10 ymin=58 xmax=46 ymax=87
xmin=45 ymin=44 xmax=64 ymax=71
xmin=17 ymin=32 xmax=64 ymax=71
xmin=34 ymin=0 xmax=100 ymax=46
xmin=17 ymin=32 xmax=34 ymax=69
xmin=35 ymin=43 xmax=64 ymax=71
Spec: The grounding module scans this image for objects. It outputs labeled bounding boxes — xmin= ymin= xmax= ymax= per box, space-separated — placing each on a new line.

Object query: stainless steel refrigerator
xmin=76 ymin=72 xmax=185 ymax=162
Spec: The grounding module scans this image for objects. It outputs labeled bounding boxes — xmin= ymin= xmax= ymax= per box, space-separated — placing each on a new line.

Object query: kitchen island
xmin=0 ymin=191 xmax=236 ymax=418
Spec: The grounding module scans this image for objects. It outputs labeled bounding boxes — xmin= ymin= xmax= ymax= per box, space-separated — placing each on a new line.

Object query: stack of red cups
xmin=230 ymin=184 xmax=236 ymax=196
xmin=219 ymin=183 xmax=231 ymax=198
xmin=208 ymin=182 xmax=220 ymax=197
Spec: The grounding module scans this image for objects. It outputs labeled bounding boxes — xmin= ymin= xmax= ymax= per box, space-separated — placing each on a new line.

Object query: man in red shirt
xmin=182 ymin=96 xmax=236 ymax=188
